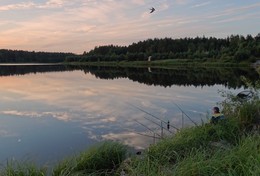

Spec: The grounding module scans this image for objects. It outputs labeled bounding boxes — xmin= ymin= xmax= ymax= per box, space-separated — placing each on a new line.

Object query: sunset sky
xmin=0 ymin=0 xmax=259 ymax=54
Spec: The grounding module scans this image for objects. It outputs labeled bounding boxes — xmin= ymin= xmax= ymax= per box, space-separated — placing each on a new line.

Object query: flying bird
xmin=150 ymin=7 xmax=155 ymax=13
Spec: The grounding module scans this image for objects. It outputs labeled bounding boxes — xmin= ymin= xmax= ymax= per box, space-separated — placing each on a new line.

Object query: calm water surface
xmin=0 ymin=65 xmax=254 ymax=166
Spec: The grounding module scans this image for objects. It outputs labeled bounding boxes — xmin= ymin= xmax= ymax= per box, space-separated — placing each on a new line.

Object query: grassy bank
xmin=1 ymin=83 xmax=259 ymax=176
xmin=64 ymin=59 xmax=251 ymax=69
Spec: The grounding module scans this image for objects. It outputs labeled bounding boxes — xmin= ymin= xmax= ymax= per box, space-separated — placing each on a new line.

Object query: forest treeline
xmin=66 ymin=34 xmax=260 ymax=63
xmin=0 ymin=49 xmax=75 ymax=63
xmin=0 ymin=34 xmax=259 ymax=63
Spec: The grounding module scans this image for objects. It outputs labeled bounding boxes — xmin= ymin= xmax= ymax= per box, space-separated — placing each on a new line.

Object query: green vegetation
xmin=1 ymin=34 xmax=259 ymax=64
xmin=0 ymin=77 xmax=259 ymax=176
xmin=66 ymin=34 xmax=260 ymax=64
xmin=65 ymin=58 xmax=251 ymax=68
xmin=0 ymin=49 xmax=75 ymax=63
xmin=0 ymin=142 xmax=127 ymax=176
xmin=120 ymin=81 xmax=260 ymax=175
xmin=0 ymin=161 xmax=46 ymax=176
xmin=52 ymin=141 xmax=127 ymax=176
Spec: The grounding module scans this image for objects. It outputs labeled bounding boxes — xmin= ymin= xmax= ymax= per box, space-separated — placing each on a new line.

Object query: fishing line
xmin=143 ymin=116 xmax=174 ymax=134
xmin=134 ymin=119 xmax=162 ymax=137
xmin=127 ymin=102 xmax=180 ymax=131
xmin=113 ymin=117 xmax=162 ymax=140
xmin=172 ymin=102 xmax=198 ymax=126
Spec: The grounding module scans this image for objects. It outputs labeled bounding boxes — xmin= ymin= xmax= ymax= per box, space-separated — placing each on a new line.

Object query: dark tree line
xmin=1 ymin=34 xmax=259 ymax=63
xmin=0 ymin=49 xmax=75 ymax=63
xmin=1 ymin=65 xmax=258 ymax=89
xmin=79 ymin=66 xmax=259 ymax=88
xmin=67 ymin=34 xmax=260 ymax=63
xmin=0 ymin=65 xmax=76 ymax=76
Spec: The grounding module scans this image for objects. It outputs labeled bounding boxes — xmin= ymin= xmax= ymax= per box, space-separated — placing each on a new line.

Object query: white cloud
xmin=0 ymin=2 xmax=36 ymax=11
xmin=0 ymin=110 xmax=71 ymax=121
xmin=102 ymin=132 xmax=153 ymax=149
xmin=100 ymin=116 xmax=117 ymax=122
xmin=159 ymin=2 xmax=170 ymax=11
xmin=0 ymin=0 xmax=72 ymax=11
xmin=191 ymin=1 xmax=211 ymax=8
xmin=175 ymin=0 xmax=190 ymax=5
xmin=46 ymin=0 xmax=64 ymax=6
xmin=131 ymin=0 xmax=145 ymax=6
xmin=227 ymin=2 xmax=260 ymax=13
xmin=1 ymin=110 xmax=42 ymax=118
xmin=212 ymin=12 xmax=260 ymax=24
xmin=206 ymin=2 xmax=260 ymax=20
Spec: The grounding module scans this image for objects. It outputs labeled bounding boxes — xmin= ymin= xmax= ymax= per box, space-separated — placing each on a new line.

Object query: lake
xmin=0 ymin=64 xmax=258 ymax=167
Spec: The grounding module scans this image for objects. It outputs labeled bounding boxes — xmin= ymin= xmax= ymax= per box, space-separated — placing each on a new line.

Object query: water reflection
xmin=0 ymin=64 xmax=259 ymax=88
xmin=0 ymin=65 xmax=258 ymax=166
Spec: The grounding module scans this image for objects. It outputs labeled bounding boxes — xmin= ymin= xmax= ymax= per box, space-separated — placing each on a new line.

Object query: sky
xmin=0 ymin=0 xmax=259 ymax=54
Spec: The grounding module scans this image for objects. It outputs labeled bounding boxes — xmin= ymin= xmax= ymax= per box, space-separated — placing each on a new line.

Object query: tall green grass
xmin=121 ymin=117 xmax=240 ymax=175
xmin=147 ymin=117 xmax=240 ymax=162
xmin=52 ymin=141 xmax=127 ymax=176
xmin=120 ymin=80 xmax=260 ymax=175
xmin=121 ymin=117 xmax=259 ymax=176
xmin=173 ymin=135 xmax=260 ymax=176
xmin=0 ymin=141 xmax=127 ymax=176
xmin=0 ymin=161 xmax=46 ymax=176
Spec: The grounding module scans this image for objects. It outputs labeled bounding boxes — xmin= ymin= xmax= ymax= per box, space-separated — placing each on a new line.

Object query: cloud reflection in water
xmin=0 ymin=69 xmax=232 ymax=164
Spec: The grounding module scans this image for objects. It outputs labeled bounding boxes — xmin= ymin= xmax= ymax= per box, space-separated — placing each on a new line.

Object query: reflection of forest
xmin=0 ymin=65 xmax=73 ymax=76
xmin=0 ymin=65 xmax=259 ymax=88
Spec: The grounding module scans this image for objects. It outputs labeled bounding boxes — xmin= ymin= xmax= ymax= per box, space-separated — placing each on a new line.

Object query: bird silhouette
xmin=150 ymin=7 xmax=155 ymax=13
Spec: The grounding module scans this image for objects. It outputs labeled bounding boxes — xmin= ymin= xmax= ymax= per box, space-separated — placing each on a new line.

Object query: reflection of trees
xmin=0 ymin=65 xmax=74 ymax=76
xmin=0 ymin=65 xmax=259 ymax=88
xmin=81 ymin=66 xmax=259 ymax=88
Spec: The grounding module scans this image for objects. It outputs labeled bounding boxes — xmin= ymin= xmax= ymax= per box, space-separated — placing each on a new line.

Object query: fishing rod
xmin=172 ymin=102 xmax=198 ymax=126
xmin=128 ymin=103 xmax=180 ymax=131
xmin=135 ymin=132 xmax=162 ymax=140
xmin=135 ymin=120 xmax=162 ymax=138
xmin=122 ymin=126 xmax=162 ymax=140
xmin=143 ymin=116 xmax=174 ymax=134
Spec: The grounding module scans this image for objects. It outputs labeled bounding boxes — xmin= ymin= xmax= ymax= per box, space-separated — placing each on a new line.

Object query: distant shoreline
xmin=63 ymin=59 xmax=253 ymax=68
xmin=0 ymin=63 xmax=62 ymax=66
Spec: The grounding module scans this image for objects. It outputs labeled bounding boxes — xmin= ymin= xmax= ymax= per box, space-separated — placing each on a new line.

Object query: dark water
xmin=0 ymin=64 xmax=258 ymax=166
